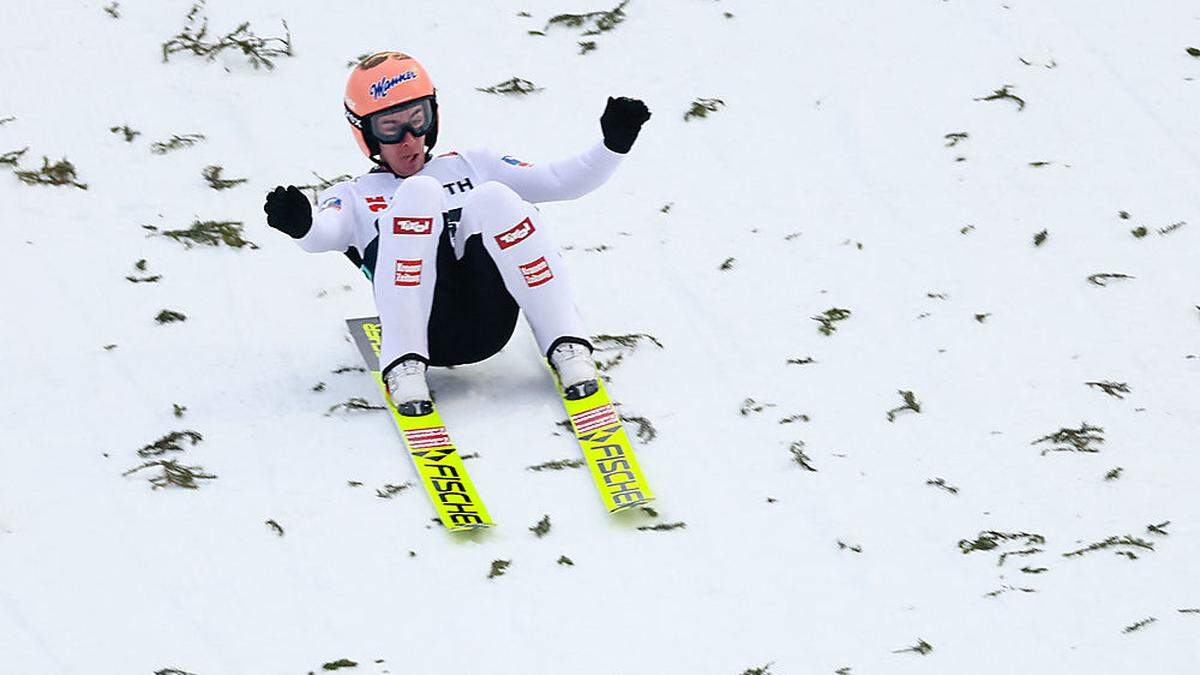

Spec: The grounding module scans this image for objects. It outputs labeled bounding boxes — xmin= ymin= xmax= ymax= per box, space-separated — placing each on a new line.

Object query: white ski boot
xmin=384 ymin=357 xmax=433 ymax=416
xmin=549 ymin=341 xmax=599 ymax=400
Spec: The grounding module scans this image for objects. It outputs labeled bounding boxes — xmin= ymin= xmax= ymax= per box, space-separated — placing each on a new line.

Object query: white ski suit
xmin=299 ymin=140 xmax=623 ymax=373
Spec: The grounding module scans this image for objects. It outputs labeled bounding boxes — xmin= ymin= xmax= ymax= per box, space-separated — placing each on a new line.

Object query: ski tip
xmin=609 ymin=497 xmax=655 ymax=514
xmin=446 ymin=522 xmax=496 ymax=533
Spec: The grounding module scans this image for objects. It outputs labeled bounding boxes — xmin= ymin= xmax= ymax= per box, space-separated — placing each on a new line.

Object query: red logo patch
xmin=394 ymin=259 xmax=422 ymax=286
xmin=494 ymin=217 xmax=536 ymax=250
xmin=365 ymin=196 xmax=388 ymax=212
xmin=393 ymin=216 xmax=433 ymax=235
xmin=519 ymin=256 xmax=554 ymax=288
xmin=570 ymin=404 xmax=620 ymax=434
xmin=404 ymin=426 xmax=451 ymax=449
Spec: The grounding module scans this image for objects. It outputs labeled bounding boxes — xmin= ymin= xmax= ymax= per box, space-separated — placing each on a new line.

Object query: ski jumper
xmin=299 ymin=141 xmax=623 ymax=373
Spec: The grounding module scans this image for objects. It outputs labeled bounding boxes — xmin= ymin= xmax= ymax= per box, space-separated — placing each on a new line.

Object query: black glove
xmin=600 ymin=96 xmax=651 ymax=154
xmin=263 ymin=185 xmax=312 ymax=239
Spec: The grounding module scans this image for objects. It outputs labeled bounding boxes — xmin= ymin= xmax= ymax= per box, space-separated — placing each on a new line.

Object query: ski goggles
xmin=368 ymin=97 xmax=435 ymax=143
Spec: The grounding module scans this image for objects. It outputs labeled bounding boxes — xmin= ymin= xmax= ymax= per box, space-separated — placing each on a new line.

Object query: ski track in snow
xmin=1 ymin=1 xmax=1199 ymax=673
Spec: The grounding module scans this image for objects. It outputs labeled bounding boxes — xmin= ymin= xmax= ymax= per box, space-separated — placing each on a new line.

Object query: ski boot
xmin=549 ymin=340 xmax=599 ymax=400
xmin=384 ymin=357 xmax=433 ymax=416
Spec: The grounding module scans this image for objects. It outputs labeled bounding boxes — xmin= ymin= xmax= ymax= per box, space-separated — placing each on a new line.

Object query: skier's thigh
xmin=458 ymin=181 xmax=532 ymax=239
xmin=372 ymin=175 xmax=445 ymax=266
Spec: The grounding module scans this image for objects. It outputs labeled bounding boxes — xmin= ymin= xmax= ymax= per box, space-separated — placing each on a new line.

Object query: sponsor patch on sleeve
xmin=493 ymin=217 xmax=535 ymax=250
xmin=500 ymin=155 xmax=534 ymax=168
xmin=394 ymin=259 xmax=423 ymax=286
xmin=518 ymin=256 xmax=554 ymax=287
xmin=318 ymin=196 xmax=343 ymax=213
xmin=393 ymin=216 xmax=433 ymax=235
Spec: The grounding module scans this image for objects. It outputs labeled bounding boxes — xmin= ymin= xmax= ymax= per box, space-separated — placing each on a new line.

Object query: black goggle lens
xmin=369 ymin=99 xmax=434 ymax=143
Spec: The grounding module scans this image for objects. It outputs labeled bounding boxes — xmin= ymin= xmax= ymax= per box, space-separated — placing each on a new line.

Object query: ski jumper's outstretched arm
xmin=262 ymin=183 xmax=359 ymax=255
xmin=465 ymin=96 xmax=653 ymax=203
xmin=465 ymin=141 xmax=624 ymax=204
xmin=298 ymin=183 xmax=359 ymax=254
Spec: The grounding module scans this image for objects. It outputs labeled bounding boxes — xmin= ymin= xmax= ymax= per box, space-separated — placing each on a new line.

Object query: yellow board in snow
xmin=559 ymin=377 xmax=655 ymax=513
xmin=348 ymin=317 xmax=494 ymax=531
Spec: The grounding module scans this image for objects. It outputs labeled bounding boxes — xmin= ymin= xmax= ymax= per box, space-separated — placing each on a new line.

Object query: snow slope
xmin=1 ymin=1 xmax=1198 ymax=673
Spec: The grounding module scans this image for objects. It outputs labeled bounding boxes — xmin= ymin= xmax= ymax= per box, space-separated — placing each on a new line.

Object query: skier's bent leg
xmin=373 ymin=175 xmax=445 ymax=383
xmin=461 ymin=182 xmax=598 ymax=398
xmin=462 ymin=181 xmax=590 ymax=356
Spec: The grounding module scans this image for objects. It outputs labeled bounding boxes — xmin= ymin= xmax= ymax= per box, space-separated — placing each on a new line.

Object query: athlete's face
xmin=379 ymin=132 xmax=426 ymax=177
xmin=376 ymin=104 xmax=430 ymax=177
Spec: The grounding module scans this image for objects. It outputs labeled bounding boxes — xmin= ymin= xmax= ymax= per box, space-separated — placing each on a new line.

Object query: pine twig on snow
xmin=684 ymin=97 xmax=725 ymax=121
xmin=885 ymin=390 xmax=922 ymax=422
xmin=149 ymin=133 xmax=206 ymax=155
xmin=155 ymin=309 xmax=187 ymax=324
xmin=476 ymin=77 xmax=544 ymax=95
xmin=974 ymin=84 xmax=1026 ymax=110
xmin=137 ymin=430 xmax=202 ymax=457
xmin=146 ymin=219 xmax=258 ymax=249
xmin=123 ymin=459 xmax=217 ymax=489
xmin=202 ymin=165 xmax=248 ymax=190
xmin=14 ymin=156 xmax=88 ymax=189
xmin=161 ymin=1 xmax=293 ymax=70
xmin=110 ymin=125 xmax=140 ymax=142
xmin=543 ymin=0 xmax=630 ymax=35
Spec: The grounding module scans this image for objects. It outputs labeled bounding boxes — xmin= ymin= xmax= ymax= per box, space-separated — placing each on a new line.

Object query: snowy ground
xmin=1 ymin=1 xmax=1199 ymax=673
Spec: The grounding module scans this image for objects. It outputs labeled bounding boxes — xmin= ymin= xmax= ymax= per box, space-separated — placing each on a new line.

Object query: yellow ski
xmin=347 ymin=317 xmax=493 ymax=531
xmin=558 ymin=377 xmax=655 ymax=513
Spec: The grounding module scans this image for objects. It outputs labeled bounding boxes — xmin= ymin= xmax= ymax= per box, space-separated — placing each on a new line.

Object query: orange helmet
xmin=344 ymin=52 xmax=439 ymax=163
